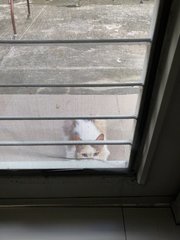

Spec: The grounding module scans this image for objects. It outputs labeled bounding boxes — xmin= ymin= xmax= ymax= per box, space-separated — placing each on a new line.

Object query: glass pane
xmin=0 ymin=0 xmax=156 ymax=40
xmin=0 ymin=0 xmax=158 ymax=170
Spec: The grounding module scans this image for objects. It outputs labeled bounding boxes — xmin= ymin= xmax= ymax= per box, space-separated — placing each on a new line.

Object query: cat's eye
xmin=82 ymin=153 xmax=88 ymax=158
xmin=94 ymin=152 xmax=99 ymax=157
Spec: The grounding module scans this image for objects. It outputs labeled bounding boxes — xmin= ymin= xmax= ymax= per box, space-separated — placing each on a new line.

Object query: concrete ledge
xmin=0 ymin=159 xmax=128 ymax=169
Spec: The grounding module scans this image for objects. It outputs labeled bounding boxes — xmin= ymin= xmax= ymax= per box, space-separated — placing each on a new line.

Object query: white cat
xmin=63 ymin=120 xmax=110 ymax=160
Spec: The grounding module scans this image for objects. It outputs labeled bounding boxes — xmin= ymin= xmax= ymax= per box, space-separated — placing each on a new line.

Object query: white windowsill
xmin=0 ymin=159 xmax=128 ymax=170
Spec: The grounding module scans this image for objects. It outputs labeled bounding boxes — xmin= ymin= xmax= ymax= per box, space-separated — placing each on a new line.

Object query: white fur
xmin=74 ymin=120 xmax=100 ymax=140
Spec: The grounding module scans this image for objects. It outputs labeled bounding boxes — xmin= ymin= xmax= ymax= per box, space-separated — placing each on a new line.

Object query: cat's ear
xmin=71 ymin=133 xmax=81 ymax=141
xmin=96 ymin=133 xmax=104 ymax=141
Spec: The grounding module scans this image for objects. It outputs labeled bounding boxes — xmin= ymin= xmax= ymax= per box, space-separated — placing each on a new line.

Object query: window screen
xmin=0 ymin=0 xmax=158 ymax=171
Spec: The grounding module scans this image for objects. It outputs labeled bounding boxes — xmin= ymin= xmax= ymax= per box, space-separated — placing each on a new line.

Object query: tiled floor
xmin=0 ymin=207 xmax=179 ymax=240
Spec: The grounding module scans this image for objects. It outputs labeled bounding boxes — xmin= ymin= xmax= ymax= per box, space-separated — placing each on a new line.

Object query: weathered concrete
xmin=0 ymin=0 xmax=154 ymax=94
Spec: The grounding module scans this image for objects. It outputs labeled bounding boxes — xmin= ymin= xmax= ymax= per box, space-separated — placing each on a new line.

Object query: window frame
xmin=0 ymin=0 xmax=173 ymax=178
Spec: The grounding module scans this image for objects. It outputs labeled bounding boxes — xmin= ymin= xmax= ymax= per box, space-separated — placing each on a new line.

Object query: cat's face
xmin=76 ymin=145 xmax=103 ymax=159
xmin=73 ymin=133 xmax=104 ymax=159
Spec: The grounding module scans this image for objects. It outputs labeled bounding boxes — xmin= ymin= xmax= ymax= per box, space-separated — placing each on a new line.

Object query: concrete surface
xmin=0 ymin=0 xmax=154 ymax=94
xmin=0 ymin=94 xmax=137 ymax=166
xmin=0 ymin=0 xmax=154 ymax=40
